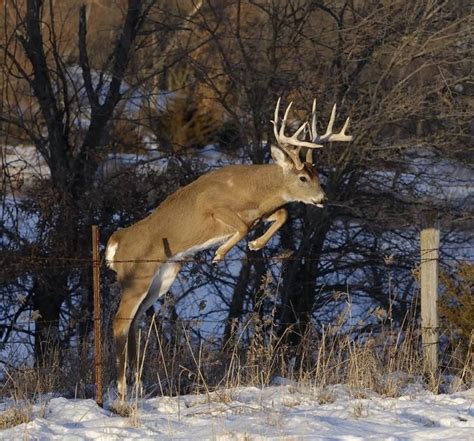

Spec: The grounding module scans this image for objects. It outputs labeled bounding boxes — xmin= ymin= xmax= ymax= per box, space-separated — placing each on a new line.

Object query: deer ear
xmin=271 ymin=145 xmax=293 ymax=171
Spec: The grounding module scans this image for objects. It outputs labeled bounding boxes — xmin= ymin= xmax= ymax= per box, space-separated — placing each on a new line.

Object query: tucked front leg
xmin=212 ymin=208 xmax=249 ymax=263
xmin=248 ymin=208 xmax=288 ymax=251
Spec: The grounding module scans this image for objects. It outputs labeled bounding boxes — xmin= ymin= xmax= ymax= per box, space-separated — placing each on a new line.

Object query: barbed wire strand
xmin=2 ymin=247 xmax=473 ymax=269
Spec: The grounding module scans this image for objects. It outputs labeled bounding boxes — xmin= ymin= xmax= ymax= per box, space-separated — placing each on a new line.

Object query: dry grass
xmin=107 ymin=279 xmax=473 ymax=414
xmin=1 ymin=336 xmax=94 ymax=401
xmin=109 ymin=400 xmax=140 ymax=426
xmin=316 ymin=388 xmax=336 ymax=405
xmin=0 ymin=405 xmax=31 ymax=429
xmin=118 ymin=294 xmax=471 ymax=413
xmin=351 ymin=401 xmax=369 ymax=418
xmin=0 ymin=334 xmax=94 ymax=428
xmin=1 ymin=284 xmax=471 ymax=427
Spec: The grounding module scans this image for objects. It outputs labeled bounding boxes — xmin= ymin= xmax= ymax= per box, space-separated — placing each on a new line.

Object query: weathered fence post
xmin=92 ymin=225 xmax=103 ymax=407
xmin=420 ymin=218 xmax=440 ymax=378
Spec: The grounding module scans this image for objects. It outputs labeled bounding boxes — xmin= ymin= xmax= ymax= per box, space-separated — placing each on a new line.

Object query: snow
xmin=362 ymin=148 xmax=474 ymax=209
xmin=2 ymin=145 xmax=50 ymax=187
xmin=63 ymin=65 xmax=175 ymax=119
xmin=1 ymin=385 xmax=472 ymax=440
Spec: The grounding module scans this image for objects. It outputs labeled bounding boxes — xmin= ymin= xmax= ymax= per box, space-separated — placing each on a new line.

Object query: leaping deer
xmin=106 ymin=98 xmax=352 ymax=398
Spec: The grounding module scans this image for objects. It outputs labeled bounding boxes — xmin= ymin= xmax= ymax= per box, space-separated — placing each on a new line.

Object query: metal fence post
xmin=92 ymin=225 xmax=103 ymax=407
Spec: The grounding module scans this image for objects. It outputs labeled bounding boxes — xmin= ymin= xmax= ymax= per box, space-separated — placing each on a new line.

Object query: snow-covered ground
xmin=1 ymin=385 xmax=472 ymax=440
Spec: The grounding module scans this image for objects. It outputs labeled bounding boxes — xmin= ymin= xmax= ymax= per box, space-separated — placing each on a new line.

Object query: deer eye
xmin=299 ymin=176 xmax=308 ymax=183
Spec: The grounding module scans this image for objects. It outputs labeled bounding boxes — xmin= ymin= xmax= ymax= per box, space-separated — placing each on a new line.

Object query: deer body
xmin=109 ymin=163 xmax=295 ymax=273
xmin=108 ymin=98 xmax=352 ymax=399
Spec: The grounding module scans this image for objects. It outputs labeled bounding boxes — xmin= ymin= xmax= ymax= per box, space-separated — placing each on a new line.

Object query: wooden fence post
xmin=420 ymin=218 xmax=440 ymax=378
xmin=92 ymin=225 xmax=103 ymax=407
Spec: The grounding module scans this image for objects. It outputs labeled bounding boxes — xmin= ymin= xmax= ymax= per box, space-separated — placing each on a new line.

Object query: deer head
xmin=270 ymin=97 xmax=352 ymax=206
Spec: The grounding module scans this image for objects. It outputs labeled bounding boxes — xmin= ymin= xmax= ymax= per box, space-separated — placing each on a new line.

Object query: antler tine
xmin=287 ymin=122 xmax=309 ymax=170
xmin=293 ymin=120 xmax=308 ymax=138
xmin=272 ymin=97 xmax=281 ymax=141
xmin=310 ymin=98 xmax=317 ymax=141
xmin=321 ymin=103 xmax=337 ymax=141
xmin=272 ymin=98 xmax=338 ymax=170
xmin=273 ymin=102 xmax=322 ymax=149
xmin=274 ymin=97 xmax=281 ymax=123
xmin=309 ymin=101 xmax=353 ymax=144
xmin=306 ymin=99 xmax=322 ymax=165
xmin=279 ymin=101 xmax=293 ymax=137
xmin=281 ymin=123 xmax=317 ymax=147
xmin=329 ymin=117 xmax=352 ymax=142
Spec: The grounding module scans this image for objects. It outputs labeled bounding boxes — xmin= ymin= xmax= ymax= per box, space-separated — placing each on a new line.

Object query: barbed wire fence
xmin=1 ymin=224 xmax=473 ymax=405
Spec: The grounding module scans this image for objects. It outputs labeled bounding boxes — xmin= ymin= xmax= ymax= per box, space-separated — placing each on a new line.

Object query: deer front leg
xmin=212 ymin=208 xmax=249 ymax=264
xmin=248 ymin=208 xmax=288 ymax=251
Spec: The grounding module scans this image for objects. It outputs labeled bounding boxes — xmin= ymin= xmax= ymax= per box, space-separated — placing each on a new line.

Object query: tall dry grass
xmin=1 ymin=284 xmax=471 ymax=425
xmin=112 ymin=287 xmax=471 ymax=406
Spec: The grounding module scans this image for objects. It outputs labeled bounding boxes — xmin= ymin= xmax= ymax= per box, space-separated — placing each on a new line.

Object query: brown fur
xmin=108 ymin=152 xmax=326 ymax=399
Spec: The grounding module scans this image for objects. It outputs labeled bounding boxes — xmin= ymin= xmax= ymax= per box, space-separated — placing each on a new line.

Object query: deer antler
xmin=272 ymin=98 xmax=323 ymax=170
xmin=308 ymin=99 xmax=352 ymax=144
xmin=306 ymin=99 xmax=352 ymax=165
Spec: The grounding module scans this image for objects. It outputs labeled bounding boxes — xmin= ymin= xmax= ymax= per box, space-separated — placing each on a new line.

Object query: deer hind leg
xmin=113 ymin=277 xmax=151 ymax=400
xmin=120 ymin=262 xmax=182 ymax=398
xmin=212 ymin=208 xmax=249 ymax=263
xmin=248 ymin=208 xmax=288 ymax=251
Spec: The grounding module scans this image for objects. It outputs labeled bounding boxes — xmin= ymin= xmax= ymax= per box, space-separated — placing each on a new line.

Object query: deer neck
xmin=257 ymin=164 xmax=293 ymax=212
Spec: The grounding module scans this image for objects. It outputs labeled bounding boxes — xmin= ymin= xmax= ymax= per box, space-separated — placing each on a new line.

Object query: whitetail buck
xmin=106 ymin=98 xmax=352 ymax=398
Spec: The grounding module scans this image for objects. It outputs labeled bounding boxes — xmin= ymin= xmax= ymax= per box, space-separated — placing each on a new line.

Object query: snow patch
xmin=1 ymin=386 xmax=472 ymax=440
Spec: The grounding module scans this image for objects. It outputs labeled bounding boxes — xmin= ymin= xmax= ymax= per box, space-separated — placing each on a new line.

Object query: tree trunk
xmin=279 ymin=210 xmax=331 ymax=348
xmin=223 ymin=258 xmax=251 ymax=346
xmin=33 ymin=270 xmax=68 ymax=367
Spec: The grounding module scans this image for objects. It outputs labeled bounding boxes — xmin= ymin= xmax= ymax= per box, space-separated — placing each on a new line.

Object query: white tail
xmin=107 ymin=97 xmax=352 ymax=399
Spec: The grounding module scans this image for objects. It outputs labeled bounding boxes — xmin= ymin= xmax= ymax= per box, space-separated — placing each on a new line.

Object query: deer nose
xmin=312 ymin=194 xmax=327 ymax=207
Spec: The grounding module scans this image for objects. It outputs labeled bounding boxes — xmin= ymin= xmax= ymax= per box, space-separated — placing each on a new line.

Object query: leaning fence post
xmin=92 ymin=225 xmax=103 ymax=407
xmin=420 ymin=217 xmax=440 ymax=379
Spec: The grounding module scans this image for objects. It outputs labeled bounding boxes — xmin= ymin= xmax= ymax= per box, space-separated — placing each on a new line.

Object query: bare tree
xmin=179 ymin=0 xmax=472 ymax=348
xmin=0 ymin=0 xmax=160 ymax=363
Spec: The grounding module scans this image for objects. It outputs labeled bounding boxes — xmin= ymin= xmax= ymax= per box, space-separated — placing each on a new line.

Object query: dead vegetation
xmin=1 ymin=292 xmax=471 ymax=428
xmin=0 ymin=405 xmax=31 ymax=430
